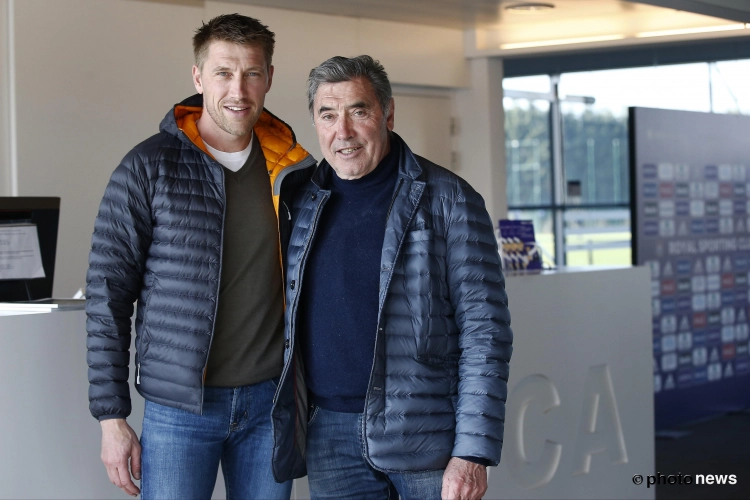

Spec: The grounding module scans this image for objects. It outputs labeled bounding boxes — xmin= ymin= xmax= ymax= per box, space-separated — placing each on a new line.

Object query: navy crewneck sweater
xmin=299 ymin=139 xmax=400 ymax=413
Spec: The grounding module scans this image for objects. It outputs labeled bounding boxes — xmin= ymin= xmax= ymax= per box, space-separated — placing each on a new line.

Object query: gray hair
xmin=307 ymin=55 xmax=392 ymax=117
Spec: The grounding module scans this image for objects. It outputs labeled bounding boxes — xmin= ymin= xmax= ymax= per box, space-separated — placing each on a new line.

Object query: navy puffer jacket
xmin=271 ymin=133 xmax=513 ymax=480
xmin=86 ymin=94 xmax=314 ymax=420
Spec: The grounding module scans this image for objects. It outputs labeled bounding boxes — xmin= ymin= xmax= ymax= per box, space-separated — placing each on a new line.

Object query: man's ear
xmin=386 ymin=98 xmax=395 ymax=131
xmin=266 ymin=65 xmax=274 ymax=94
xmin=192 ymin=65 xmax=203 ymax=94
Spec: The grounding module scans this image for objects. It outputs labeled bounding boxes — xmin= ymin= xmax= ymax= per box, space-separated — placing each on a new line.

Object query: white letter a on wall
xmin=571 ymin=364 xmax=628 ymax=475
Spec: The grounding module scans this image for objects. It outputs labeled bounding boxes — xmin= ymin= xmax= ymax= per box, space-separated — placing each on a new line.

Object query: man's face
xmin=313 ymin=77 xmax=394 ymax=180
xmin=192 ymin=40 xmax=273 ymax=147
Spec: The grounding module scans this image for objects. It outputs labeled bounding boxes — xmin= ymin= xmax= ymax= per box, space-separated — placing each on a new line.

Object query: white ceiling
xmin=220 ymin=0 xmax=750 ymax=30
xmin=222 ymin=0 xmax=507 ymax=30
xmin=220 ymin=0 xmax=750 ymax=56
xmin=631 ymin=0 xmax=750 ymax=22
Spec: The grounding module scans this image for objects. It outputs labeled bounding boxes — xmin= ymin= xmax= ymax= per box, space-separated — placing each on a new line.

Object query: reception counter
xmin=0 ymin=266 xmax=653 ymax=499
xmin=489 ymin=266 xmax=654 ymax=499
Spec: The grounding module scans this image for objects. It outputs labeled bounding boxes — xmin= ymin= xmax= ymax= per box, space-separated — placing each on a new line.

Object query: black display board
xmin=630 ymin=107 xmax=750 ymax=430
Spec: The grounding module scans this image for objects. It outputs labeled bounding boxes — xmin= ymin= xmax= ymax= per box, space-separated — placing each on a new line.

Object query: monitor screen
xmin=0 ymin=197 xmax=60 ymax=301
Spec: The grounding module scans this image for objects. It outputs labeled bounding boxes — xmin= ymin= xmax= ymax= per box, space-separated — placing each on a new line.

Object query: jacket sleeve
xmin=445 ymin=180 xmax=513 ymax=465
xmin=86 ymin=153 xmax=153 ymax=420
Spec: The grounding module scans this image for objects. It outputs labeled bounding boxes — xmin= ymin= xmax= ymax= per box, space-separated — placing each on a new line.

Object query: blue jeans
xmin=306 ymin=407 xmax=444 ymax=500
xmin=140 ymin=379 xmax=291 ymax=500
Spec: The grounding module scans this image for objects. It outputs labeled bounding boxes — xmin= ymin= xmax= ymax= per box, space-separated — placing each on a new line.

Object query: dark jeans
xmin=306 ymin=407 xmax=444 ymax=500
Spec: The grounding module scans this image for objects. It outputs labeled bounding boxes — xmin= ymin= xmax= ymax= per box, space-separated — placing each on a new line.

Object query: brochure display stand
xmin=498 ymin=219 xmax=543 ymax=270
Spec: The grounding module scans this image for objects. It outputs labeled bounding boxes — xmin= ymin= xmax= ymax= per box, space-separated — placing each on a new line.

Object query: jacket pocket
xmin=416 ymin=352 xmax=459 ymax=366
xmin=404 ymin=228 xmax=433 ymax=242
xmin=307 ymin=405 xmax=320 ymax=427
xmin=139 ymin=275 xmax=158 ymax=359
xmin=402 ymin=228 xmax=454 ymax=362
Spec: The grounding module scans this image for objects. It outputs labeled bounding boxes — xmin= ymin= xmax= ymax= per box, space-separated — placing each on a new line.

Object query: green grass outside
xmin=532 ymin=231 xmax=633 ymax=267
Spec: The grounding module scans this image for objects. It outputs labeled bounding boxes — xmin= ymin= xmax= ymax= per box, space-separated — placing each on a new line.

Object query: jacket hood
xmin=159 ymin=94 xmax=202 ymax=140
xmin=160 ymin=94 xmax=316 ymax=202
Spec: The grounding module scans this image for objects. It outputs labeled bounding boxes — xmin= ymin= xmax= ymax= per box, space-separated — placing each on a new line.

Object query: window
xmin=504 ymin=96 xmax=554 ymax=264
xmin=503 ymin=59 xmax=750 ymax=267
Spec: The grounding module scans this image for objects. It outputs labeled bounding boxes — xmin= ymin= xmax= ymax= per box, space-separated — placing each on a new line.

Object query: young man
xmin=271 ymin=55 xmax=513 ymax=500
xmin=86 ymin=14 xmax=314 ymax=499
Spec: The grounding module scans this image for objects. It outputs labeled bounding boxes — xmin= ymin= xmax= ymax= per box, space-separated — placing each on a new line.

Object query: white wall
xmin=13 ymin=0 xmax=200 ymax=295
xmin=204 ymin=0 xmax=467 ymax=158
xmin=392 ymin=90 xmax=453 ymax=170
xmin=8 ymin=0 xmax=470 ymax=296
xmin=455 ymin=56 xmax=508 ymax=223
xmin=0 ymin=0 xmax=12 ymax=196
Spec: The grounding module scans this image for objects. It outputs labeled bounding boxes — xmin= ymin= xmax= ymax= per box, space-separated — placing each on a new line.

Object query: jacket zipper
xmin=272 ymin=184 xmax=289 ymax=405
xmin=273 ymin=190 xmax=330 ymax=405
xmin=198 ymin=147 xmax=226 ymax=414
xmin=136 ymin=283 xmax=155 ymax=386
xmin=361 ymin=178 xmax=424 ymax=468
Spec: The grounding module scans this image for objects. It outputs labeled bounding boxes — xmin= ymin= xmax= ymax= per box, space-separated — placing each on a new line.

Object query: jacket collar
xmin=159 ymin=94 xmax=202 ymax=141
xmin=311 ymin=132 xmax=422 ymax=189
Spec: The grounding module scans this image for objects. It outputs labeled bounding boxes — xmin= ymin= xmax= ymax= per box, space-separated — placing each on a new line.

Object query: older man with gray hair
xmin=270 ymin=55 xmax=513 ymax=500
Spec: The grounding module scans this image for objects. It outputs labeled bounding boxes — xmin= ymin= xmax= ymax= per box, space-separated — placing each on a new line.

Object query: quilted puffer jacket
xmin=271 ymin=133 xmax=513 ymax=481
xmin=86 ymin=94 xmax=315 ymax=420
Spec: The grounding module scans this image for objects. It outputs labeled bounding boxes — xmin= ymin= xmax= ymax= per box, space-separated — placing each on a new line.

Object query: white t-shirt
xmin=205 ymin=133 xmax=253 ymax=172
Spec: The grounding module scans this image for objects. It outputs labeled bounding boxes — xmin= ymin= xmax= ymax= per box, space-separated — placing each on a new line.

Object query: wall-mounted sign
xmin=630 ymin=107 xmax=750 ymax=429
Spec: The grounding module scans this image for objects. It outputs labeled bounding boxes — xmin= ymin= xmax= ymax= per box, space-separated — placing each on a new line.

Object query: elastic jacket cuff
xmin=97 ymin=414 xmax=126 ymax=422
xmin=457 ymin=456 xmax=492 ymax=467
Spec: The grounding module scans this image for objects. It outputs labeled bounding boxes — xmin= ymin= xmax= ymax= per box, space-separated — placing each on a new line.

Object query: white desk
xmin=0 ymin=266 xmax=654 ymax=499
xmin=0 ymin=306 xmax=141 ymax=499
xmin=491 ymin=266 xmax=654 ymax=499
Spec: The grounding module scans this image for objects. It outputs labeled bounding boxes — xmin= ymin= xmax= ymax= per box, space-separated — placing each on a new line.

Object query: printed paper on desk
xmin=0 ymin=224 xmax=46 ymax=280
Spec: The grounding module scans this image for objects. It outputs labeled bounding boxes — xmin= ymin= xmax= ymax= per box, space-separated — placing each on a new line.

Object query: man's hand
xmin=441 ymin=457 xmax=488 ymax=500
xmin=100 ymin=419 xmax=141 ymax=497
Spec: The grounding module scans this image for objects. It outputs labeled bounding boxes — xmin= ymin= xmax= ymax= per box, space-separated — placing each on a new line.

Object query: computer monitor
xmin=0 ymin=197 xmax=60 ymax=301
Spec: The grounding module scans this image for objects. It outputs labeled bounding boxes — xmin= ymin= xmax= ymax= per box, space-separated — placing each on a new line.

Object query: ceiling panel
xmin=220 ymin=0 xmax=750 ymax=57
xmin=472 ymin=0 xmax=748 ymax=56
xmin=223 ymin=0 xmax=750 ymax=28
xmin=626 ymin=1 xmax=750 ymax=22
xmin=223 ymin=0 xmax=750 ymax=29
xmin=220 ymin=0 xmax=502 ymax=29
xmin=222 ymin=0 xmax=670 ymax=30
